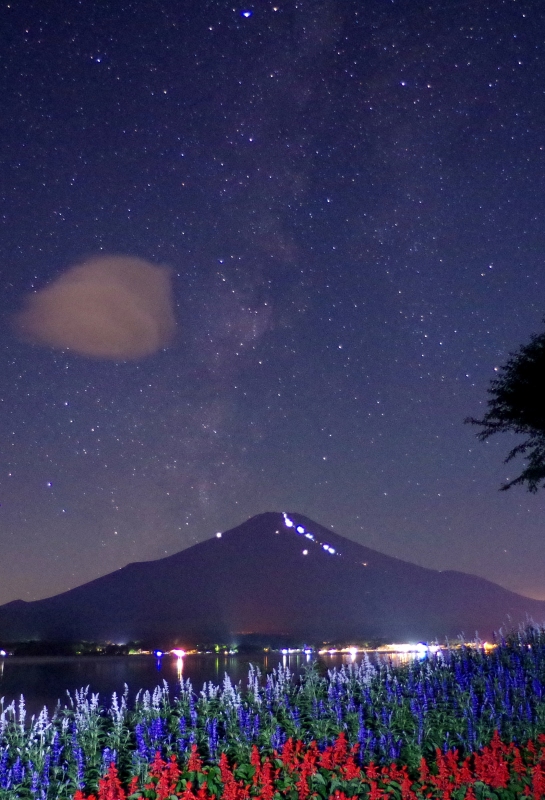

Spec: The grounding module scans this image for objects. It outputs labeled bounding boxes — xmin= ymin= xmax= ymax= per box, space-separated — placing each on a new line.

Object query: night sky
xmin=2 ymin=0 xmax=545 ymax=608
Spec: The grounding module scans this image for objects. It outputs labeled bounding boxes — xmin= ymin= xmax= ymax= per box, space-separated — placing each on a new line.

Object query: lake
xmin=0 ymin=650 xmax=406 ymax=716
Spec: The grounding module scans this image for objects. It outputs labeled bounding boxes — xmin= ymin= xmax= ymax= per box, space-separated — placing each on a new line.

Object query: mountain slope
xmin=0 ymin=511 xmax=543 ymax=644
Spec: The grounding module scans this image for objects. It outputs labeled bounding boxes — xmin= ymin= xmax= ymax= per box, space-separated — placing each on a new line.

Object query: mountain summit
xmin=0 ymin=512 xmax=543 ymax=645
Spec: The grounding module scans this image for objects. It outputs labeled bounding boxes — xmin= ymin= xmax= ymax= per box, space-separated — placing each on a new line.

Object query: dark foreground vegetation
xmin=2 ymin=626 xmax=545 ymax=798
xmin=0 ymin=641 xmax=139 ymax=657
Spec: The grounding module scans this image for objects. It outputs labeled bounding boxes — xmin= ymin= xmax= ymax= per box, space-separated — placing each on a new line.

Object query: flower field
xmin=3 ymin=626 xmax=545 ymax=799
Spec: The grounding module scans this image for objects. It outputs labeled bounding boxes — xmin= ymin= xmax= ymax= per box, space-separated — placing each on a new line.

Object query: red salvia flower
xmin=251 ymin=745 xmax=262 ymax=785
xmin=302 ymin=741 xmax=319 ymax=773
xmin=221 ymin=776 xmax=238 ymax=800
xmin=281 ymin=738 xmax=295 ymax=771
xmin=532 ymin=762 xmax=545 ymax=800
xmin=149 ymin=751 xmax=167 ymax=779
xmin=219 ymin=753 xmax=232 ymax=783
xmin=332 ymin=733 xmax=348 ymax=766
xmin=237 ymin=782 xmax=251 ymax=800
xmin=319 ymin=746 xmax=335 ymax=771
xmin=512 ymin=746 xmax=526 ymax=777
xmin=418 ymin=757 xmax=429 ymax=784
xmin=341 ymin=755 xmax=361 ymax=781
xmin=187 ymin=744 xmax=204 ymax=773
xmin=259 ymin=759 xmax=274 ymax=800
xmin=196 ymin=780 xmax=209 ymax=800
xmin=156 ymin=757 xmax=181 ymax=800
xmin=458 ymin=757 xmax=472 ymax=785
xmin=474 ymin=739 xmax=509 ymax=789
xmin=296 ymin=770 xmax=309 ymax=800
xmin=399 ymin=771 xmax=416 ymax=800
xmin=167 ymin=755 xmax=181 ymax=789
xmin=433 ymin=748 xmax=451 ymax=792
xmin=367 ymin=780 xmax=388 ymax=800
xmin=250 ymin=745 xmax=261 ymax=770
xmin=181 ymin=780 xmax=197 ymax=800
xmin=386 ymin=763 xmax=404 ymax=783
xmin=98 ymin=763 xmax=125 ymax=800
xmin=444 ymin=749 xmax=459 ymax=784
xmin=490 ymin=730 xmax=502 ymax=754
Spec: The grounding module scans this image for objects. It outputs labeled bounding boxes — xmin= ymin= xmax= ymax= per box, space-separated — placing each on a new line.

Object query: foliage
xmin=466 ymin=327 xmax=545 ymax=491
xmin=3 ymin=627 xmax=545 ymax=797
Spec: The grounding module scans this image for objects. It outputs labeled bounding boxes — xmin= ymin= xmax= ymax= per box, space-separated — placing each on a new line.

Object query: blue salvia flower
xmin=12 ymin=756 xmax=24 ymax=785
xmin=102 ymin=747 xmax=115 ymax=773
xmin=466 ymin=715 xmax=475 ymax=751
xmin=270 ymin=726 xmax=285 ymax=750
xmin=40 ymin=753 xmax=50 ymax=791
xmin=189 ymin=696 xmax=197 ymax=728
xmin=51 ymin=731 xmax=62 ymax=767
xmin=244 ymin=711 xmax=252 ymax=740
xmin=70 ymin=724 xmax=86 ymax=788
xmin=177 ymin=737 xmax=188 ymax=757
xmin=0 ymin=749 xmax=9 ymax=789
xmin=135 ymin=723 xmax=148 ymax=760
xmin=206 ymin=718 xmax=218 ymax=759
xmin=149 ymin=716 xmax=164 ymax=750
xmin=3 ymin=769 xmax=12 ymax=791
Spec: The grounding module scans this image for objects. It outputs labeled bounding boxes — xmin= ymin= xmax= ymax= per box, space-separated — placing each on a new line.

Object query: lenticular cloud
xmin=14 ymin=255 xmax=176 ymax=359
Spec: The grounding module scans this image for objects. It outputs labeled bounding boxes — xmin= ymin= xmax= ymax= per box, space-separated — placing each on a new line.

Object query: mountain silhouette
xmin=0 ymin=512 xmax=543 ymax=645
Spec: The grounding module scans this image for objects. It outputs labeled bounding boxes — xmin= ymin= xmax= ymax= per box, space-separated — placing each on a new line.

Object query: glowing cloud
xmin=13 ymin=255 xmax=176 ymax=360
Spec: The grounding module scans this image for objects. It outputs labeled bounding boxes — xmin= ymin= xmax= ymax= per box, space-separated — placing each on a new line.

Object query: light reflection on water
xmin=0 ymin=650 xmax=419 ymax=717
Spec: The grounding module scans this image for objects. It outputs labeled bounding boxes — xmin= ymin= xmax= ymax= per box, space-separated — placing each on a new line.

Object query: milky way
xmin=0 ymin=0 xmax=544 ymax=606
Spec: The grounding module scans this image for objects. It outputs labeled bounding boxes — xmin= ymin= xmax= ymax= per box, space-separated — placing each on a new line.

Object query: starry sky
xmin=1 ymin=0 xmax=545 ymax=607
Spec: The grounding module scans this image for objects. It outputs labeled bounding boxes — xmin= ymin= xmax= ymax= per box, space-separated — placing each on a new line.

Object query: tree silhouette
xmin=466 ymin=326 xmax=545 ymax=492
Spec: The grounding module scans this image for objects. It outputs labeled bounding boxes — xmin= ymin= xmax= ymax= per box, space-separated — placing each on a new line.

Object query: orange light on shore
xmin=171 ymin=649 xmax=186 ymax=657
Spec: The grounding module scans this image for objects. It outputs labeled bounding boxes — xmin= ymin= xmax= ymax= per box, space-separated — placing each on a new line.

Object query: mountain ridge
xmin=0 ymin=511 xmax=543 ymax=645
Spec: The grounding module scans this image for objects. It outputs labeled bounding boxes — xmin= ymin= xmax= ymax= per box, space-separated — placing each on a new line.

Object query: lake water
xmin=0 ymin=651 xmax=402 ymax=717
